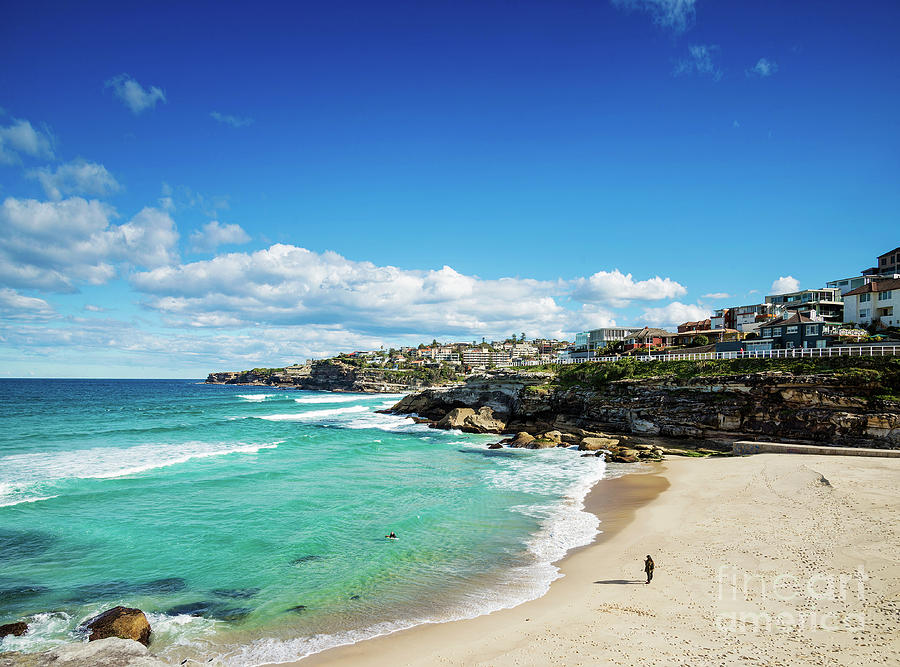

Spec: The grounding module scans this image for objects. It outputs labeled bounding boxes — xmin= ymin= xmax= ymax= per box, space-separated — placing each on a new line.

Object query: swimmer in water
xmin=386 ymin=531 xmax=397 ymax=539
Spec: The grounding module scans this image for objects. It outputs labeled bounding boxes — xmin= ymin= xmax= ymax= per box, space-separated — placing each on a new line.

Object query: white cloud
xmin=0 ymin=118 xmax=54 ymax=163
xmin=675 ymin=44 xmax=723 ymax=81
xmin=28 ymin=159 xmax=121 ymax=200
xmin=0 ymin=287 xmax=56 ymax=320
xmin=747 ymin=58 xmax=778 ymax=78
xmin=571 ymin=269 xmax=686 ymax=306
xmin=210 ymin=111 xmax=254 ymax=128
xmin=637 ymin=302 xmax=711 ymax=328
xmin=770 ymin=276 xmax=799 ymax=295
xmin=0 ymin=197 xmax=179 ymax=292
xmin=105 ymin=74 xmax=166 ymax=114
xmin=83 ymin=304 xmax=106 ymax=312
xmin=190 ymin=221 xmax=251 ymax=252
xmin=611 ymin=0 xmax=697 ymax=32
xmin=129 ymin=245 xmax=690 ymax=342
xmin=702 ymin=292 xmax=731 ymax=299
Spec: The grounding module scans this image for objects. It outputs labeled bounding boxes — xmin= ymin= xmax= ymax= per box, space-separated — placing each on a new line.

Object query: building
xmin=752 ymin=311 xmax=840 ymax=349
xmin=841 ymin=277 xmax=899 ymax=328
xmin=712 ymin=304 xmax=782 ymax=332
xmin=672 ymin=328 xmax=739 ymax=346
xmin=765 ymin=288 xmax=844 ymax=323
xmin=509 ymin=343 xmax=538 ymax=359
xmin=623 ymin=327 xmax=675 ymax=350
xmin=677 ymin=319 xmax=711 ymax=334
xmin=862 ymin=247 xmax=900 ymax=277
xmin=462 ymin=347 xmax=509 ymax=367
xmin=573 ymin=327 xmax=644 ymax=356
xmin=828 ymin=274 xmax=900 ymax=296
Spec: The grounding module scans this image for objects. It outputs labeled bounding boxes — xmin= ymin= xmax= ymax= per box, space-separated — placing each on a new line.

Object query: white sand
xmin=289 ymin=454 xmax=900 ymax=667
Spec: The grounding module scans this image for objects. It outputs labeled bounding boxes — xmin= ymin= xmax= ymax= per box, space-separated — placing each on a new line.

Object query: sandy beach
xmin=292 ymin=453 xmax=900 ymax=667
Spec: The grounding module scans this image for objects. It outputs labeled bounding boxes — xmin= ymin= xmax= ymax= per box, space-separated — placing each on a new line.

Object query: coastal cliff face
xmin=206 ymin=359 xmax=451 ymax=393
xmin=390 ymin=367 xmax=900 ymax=449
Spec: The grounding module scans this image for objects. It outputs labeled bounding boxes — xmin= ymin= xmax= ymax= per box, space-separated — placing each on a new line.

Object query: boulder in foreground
xmin=0 ymin=621 xmax=27 ymax=637
xmin=83 ymin=606 xmax=151 ymax=646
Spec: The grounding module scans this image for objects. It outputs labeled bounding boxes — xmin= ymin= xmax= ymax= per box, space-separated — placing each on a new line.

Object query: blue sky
xmin=1 ymin=0 xmax=898 ymax=377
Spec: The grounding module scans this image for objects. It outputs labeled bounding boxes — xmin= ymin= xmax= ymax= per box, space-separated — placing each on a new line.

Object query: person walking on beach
xmin=644 ymin=555 xmax=654 ymax=584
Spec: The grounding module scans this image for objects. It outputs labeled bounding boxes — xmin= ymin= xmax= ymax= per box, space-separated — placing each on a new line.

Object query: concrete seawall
xmin=733 ymin=441 xmax=900 ymax=458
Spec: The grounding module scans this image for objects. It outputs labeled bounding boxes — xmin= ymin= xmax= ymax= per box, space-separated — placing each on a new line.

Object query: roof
xmin=630 ymin=327 xmax=675 ymax=339
xmin=877 ymin=247 xmax=900 ymax=259
xmin=844 ymin=277 xmax=900 ymax=297
xmin=765 ymin=312 xmax=819 ymax=327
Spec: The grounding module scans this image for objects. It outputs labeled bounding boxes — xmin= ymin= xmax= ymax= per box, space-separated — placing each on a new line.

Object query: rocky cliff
xmin=206 ymin=359 xmax=456 ymax=393
xmin=389 ymin=362 xmax=900 ymax=450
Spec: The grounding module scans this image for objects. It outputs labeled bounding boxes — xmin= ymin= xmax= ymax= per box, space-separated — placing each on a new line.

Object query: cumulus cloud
xmin=611 ymin=0 xmax=697 ymax=32
xmin=571 ymin=269 xmax=687 ymax=307
xmin=637 ymin=302 xmax=711 ymax=328
xmin=0 ymin=118 xmax=54 ymax=163
xmin=105 ymin=74 xmax=166 ymax=114
xmin=702 ymin=292 xmax=731 ymax=299
xmin=0 ymin=197 xmax=179 ymax=292
xmin=770 ymin=275 xmax=799 ymax=295
xmin=210 ymin=111 xmax=254 ymax=128
xmin=28 ymin=159 xmax=120 ymax=200
xmin=675 ymin=44 xmax=723 ymax=81
xmin=0 ymin=287 xmax=56 ymax=320
xmin=747 ymin=58 xmax=778 ymax=78
xmin=129 ymin=245 xmax=689 ymax=341
xmin=190 ymin=221 xmax=251 ymax=252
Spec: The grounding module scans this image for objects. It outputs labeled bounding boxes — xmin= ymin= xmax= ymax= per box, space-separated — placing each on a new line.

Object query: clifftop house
xmin=842 ymin=277 xmax=899 ymax=329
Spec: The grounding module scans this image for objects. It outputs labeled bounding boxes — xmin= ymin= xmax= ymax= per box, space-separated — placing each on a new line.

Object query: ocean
xmin=0 ymin=379 xmax=607 ymax=664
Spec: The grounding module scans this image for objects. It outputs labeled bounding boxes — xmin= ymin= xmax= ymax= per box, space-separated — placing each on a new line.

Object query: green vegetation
xmin=547 ymin=356 xmax=900 ymax=392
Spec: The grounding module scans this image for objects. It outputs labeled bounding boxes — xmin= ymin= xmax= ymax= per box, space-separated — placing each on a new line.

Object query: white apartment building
xmin=462 ymin=347 xmax=509 ymax=366
xmin=509 ymin=343 xmax=538 ymax=359
xmin=842 ymin=278 xmax=899 ymax=328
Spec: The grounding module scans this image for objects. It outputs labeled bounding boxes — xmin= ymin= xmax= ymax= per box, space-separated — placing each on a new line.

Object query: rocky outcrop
xmin=388 ymin=368 xmax=900 ymax=450
xmin=207 ymin=360 xmax=454 ymax=393
xmin=0 ymin=637 xmax=167 ymax=667
xmin=82 ymin=607 xmax=151 ymax=647
xmin=434 ymin=407 xmax=507 ymax=433
xmin=0 ymin=622 xmax=26 ymax=638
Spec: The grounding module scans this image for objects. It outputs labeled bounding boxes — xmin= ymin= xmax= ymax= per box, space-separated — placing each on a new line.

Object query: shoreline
xmin=278 ymin=454 xmax=900 ymax=666
xmin=280 ymin=463 xmax=670 ymax=667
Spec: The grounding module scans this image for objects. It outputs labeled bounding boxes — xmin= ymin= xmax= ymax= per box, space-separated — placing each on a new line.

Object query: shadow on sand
xmin=593 ymin=579 xmax=645 ymax=585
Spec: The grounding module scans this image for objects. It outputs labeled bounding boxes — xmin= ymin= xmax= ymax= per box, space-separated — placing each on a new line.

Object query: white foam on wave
xmin=0 ymin=440 xmax=282 ymax=506
xmin=237 ymin=394 xmax=280 ymax=402
xmin=0 ymin=612 xmax=73 ymax=653
xmin=293 ymin=394 xmax=368 ymax=404
xmin=257 ymin=406 xmax=369 ymax=421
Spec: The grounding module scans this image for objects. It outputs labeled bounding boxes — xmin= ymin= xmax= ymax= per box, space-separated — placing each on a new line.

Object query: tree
xmin=521 ymin=332 xmax=526 ymax=342
xmin=431 ymin=339 xmax=438 ymax=347
xmin=691 ymin=335 xmax=710 ymax=347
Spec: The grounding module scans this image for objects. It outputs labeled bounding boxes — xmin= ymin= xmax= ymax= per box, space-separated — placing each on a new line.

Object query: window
xmin=762 ymin=328 xmax=771 ymax=337
xmin=860 ymin=309 xmax=868 ymax=318
xmin=786 ymin=326 xmax=798 ymax=334
xmin=878 ymin=290 xmax=892 ymax=301
xmin=773 ymin=327 xmax=782 ymax=335
xmin=806 ymin=325 xmax=819 ymax=335
xmin=860 ymin=293 xmax=871 ymax=302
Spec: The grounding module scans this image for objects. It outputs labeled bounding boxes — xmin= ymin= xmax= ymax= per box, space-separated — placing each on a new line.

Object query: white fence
xmin=539 ymin=345 xmax=900 ymax=366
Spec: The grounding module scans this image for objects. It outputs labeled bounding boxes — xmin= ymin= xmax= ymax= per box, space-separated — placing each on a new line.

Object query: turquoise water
xmin=0 ymin=379 xmax=606 ymax=664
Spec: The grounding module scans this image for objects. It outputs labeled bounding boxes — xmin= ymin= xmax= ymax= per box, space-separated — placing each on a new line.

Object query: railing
xmin=549 ymin=345 xmax=900 ymax=365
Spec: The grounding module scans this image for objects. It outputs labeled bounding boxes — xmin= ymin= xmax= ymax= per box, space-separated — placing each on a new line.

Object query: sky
xmin=1 ymin=0 xmax=898 ymax=377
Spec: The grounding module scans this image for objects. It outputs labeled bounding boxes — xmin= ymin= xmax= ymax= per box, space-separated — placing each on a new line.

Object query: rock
xmin=579 ymin=436 xmax=620 ymax=451
xmin=580 ymin=452 xmax=595 ymax=457
xmin=509 ymin=432 xmax=535 ymax=448
xmin=44 ymin=637 xmax=166 ymax=666
xmin=410 ymin=416 xmax=433 ymax=424
xmin=526 ymin=438 xmax=559 ymax=449
xmin=83 ymin=606 xmax=151 ymax=647
xmin=538 ymin=430 xmax=563 ymax=444
xmin=0 ymin=621 xmax=27 ymax=637
xmin=435 ymin=407 xmax=507 ymax=433
xmin=487 ymin=442 xmax=503 ymax=449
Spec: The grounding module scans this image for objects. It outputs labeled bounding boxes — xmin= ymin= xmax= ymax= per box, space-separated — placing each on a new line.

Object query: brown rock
xmin=579 ymin=436 xmax=620 ymax=451
xmin=538 ymin=430 xmax=563 ymax=444
xmin=84 ymin=606 xmax=151 ymax=647
xmin=0 ymin=621 xmax=27 ymax=637
xmin=509 ymin=432 xmax=536 ymax=448
xmin=487 ymin=443 xmax=503 ymax=449
xmin=435 ymin=407 xmax=507 ymax=433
